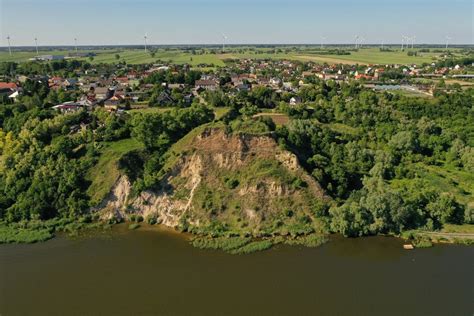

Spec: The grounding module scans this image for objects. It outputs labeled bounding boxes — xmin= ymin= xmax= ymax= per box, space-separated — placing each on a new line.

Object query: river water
xmin=1 ymin=225 xmax=473 ymax=316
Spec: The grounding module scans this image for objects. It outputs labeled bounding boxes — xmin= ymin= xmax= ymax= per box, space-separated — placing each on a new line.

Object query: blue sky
xmin=0 ymin=0 xmax=472 ymax=46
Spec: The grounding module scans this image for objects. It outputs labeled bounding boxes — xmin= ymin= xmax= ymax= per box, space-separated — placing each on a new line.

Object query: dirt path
xmin=418 ymin=232 xmax=474 ymax=240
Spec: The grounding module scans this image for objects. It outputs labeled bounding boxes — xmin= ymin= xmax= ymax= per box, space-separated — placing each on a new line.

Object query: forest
xmin=0 ymin=60 xmax=472 ymax=243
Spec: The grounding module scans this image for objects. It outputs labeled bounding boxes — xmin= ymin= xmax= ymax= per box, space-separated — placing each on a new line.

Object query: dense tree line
xmin=274 ymin=85 xmax=473 ymax=236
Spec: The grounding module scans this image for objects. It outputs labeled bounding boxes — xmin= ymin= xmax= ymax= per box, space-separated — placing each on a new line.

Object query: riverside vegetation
xmin=0 ymin=59 xmax=473 ymax=252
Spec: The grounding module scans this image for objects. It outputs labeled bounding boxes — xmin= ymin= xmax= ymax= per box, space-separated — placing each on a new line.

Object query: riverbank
xmin=2 ymin=219 xmax=473 ymax=254
xmin=0 ymin=217 xmax=113 ymax=244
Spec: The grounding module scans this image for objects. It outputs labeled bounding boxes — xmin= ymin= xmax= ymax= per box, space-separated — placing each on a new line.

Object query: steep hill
xmin=99 ymin=125 xmax=330 ymax=236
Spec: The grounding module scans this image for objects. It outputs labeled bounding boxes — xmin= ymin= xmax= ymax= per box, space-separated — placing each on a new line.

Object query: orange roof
xmin=0 ymin=82 xmax=18 ymax=90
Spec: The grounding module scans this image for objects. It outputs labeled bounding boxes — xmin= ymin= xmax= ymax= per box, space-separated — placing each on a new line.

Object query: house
xmin=29 ymin=55 xmax=65 ymax=61
xmin=115 ymin=77 xmax=129 ymax=87
xmin=354 ymin=74 xmax=373 ymax=81
xmin=94 ymin=87 xmax=114 ymax=100
xmin=231 ymin=74 xmax=251 ymax=86
xmin=53 ymin=101 xmax=82 ymax=113
xmin=154 ymin=91 xmax=174 ymax=106
xmin=183 ymin=93 xmax=194 ymax=104
xmin=195 ymin=79 xmax=219 ymax=91
xmin=104 ymin=95 xmax=123 ymax=107
xmin=104 ymin=104 xmax=118 ymax=111
xmin=0 ymin=82 xmax=18 ymax=90
xmin=235 ymin=83 xmax=251 ymax=92
xmin=290 ymin=96 xmax=302 ymax=106
xmin=63 ymin=78 xmax=78 ymax=90
xmin=269 ymin=77 xmax=282 ymax=87
xmin=0 ymin=82 xmax=19 ymax=100
xmin=8 ymin=90 xmax=20 ymax=101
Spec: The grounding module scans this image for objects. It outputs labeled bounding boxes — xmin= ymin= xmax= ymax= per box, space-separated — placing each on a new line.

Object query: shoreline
xmin=2 ymin=220 xmax=473 ymax=253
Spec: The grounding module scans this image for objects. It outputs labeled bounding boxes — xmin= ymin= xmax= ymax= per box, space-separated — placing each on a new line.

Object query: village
xmin=1 ymin=53 xmax=473 ymax=115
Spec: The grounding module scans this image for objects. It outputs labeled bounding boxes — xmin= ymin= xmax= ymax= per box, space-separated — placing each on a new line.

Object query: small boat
xmin=403 ymin=244 xmax=414 ymax=250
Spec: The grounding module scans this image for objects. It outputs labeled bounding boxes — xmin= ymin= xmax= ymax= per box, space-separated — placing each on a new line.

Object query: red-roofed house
xmin=0 ymin=82 xmax=18 ymax=90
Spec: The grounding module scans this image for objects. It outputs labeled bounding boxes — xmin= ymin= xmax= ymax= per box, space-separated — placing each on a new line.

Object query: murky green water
xmin=1 ymin=225 xmax=473 ymax=316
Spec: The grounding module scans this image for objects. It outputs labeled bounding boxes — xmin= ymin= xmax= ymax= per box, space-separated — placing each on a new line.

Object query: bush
xmin=128 ymin=223 xmax=140 ymax=230
xmin=225 ymin=178 xmax=240 ymax=189
xmin=413 ymin=238 xmax=433 ymax=248
xmin=229 ymin=240 xmax=273 ymax=254
xmin=284 ymin=234 xmax=328 ymax=247
xmin=0 ymin=224 xmax=53 ymax=243
xmin=191 ymin=236 xmax=250 ymax=251
xmin=146 ymin=215 xmax=158 ymax=225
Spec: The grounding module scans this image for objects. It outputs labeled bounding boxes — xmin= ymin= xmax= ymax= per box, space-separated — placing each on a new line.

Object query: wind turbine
xmin=222 ymin=33 xmax=228 ymax=52
xmin=411 ymin=36 xmax=416 ymax=49
xmin=445 ymin=36 xmax=452 ymax=50
xmin=34 ymin=37 xmax=39 ymax=55
xmin=6 ymin=35 xmax=12 ymax=56
xmin=354 ymin=35 xmax=360 ymax=49
xmin=320 ymin=36 xmax=327 ymax=49
xmin=359 ymin=37 xmax=365 ymax=48
xmin=401 ymin=35 xmax=410 ymax=50
xmin=144 ymin=33 xmax=148 ymax=52
xmin=381 ymin=39 xmax=384 ymax=50
xmin=74 ymin=37 xmax=78 ymax=53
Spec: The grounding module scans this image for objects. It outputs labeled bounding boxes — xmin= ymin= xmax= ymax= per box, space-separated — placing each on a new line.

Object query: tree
xmin=427 ymin=194 xmax=464 ymax=226
xmin=239 ymin=103 xmax=258 ymax=118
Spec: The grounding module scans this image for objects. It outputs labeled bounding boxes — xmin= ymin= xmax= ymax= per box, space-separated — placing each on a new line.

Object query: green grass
xmin=229 ymin=240 xmax=273 ymax=254
xmin=441 ymin=224 xmax=474 ymax=234
xmin=191 ymin=236 xmax=251 ymax=251
xmin=128 ymin=107 xmax=175 ymax=114
xmin=0 ymin=47 xmax=453 ymax=66
xmin=129 ymin=106 xmax=231 ymax=120
xmin=283 ymin=234 xmax=328 ymax=247
xmin=391 ymin=162 xmax=474 ymax=207
xmin=327 ymin=123 xmax=361 ymax=136
xmin=225 ymin=47 xmax=446 ymax=65
xmin=420 ymin=163 xmax=474 ymax=206
xmin=128 ymin=223 xmax=140 ymax=230
xmin=412 ymin=238 xmax=433 ymax=248
xmin=191 ymin=236 xmax=276 ymax=254
xmin=86 ymin=138 xmax=144 ymax=206
xmin=0 ymin=49 xmax=225 ymax=67
xmin=214 ymin=107 xmax=231 ymax=120
xmin=294 ymin=48 xmax=443 ymax=65
xmin=90 ymin=50 xmax=225 ymax=66
xmin=0 ymin=49 xmax=79 ymax=63
xmin=0 ymin=224 xmax=53 ymax=243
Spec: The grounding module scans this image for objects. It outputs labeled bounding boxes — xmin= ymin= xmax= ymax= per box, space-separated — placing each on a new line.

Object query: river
xmin=1 ymin=225 xmax=473 ymax=316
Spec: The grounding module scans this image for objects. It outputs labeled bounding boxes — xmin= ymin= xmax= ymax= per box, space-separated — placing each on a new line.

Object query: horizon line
xmin=1 ymin=43 xmax=473 ymax=48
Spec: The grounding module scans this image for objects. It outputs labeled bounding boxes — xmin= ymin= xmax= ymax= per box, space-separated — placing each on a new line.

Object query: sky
xmin=0 ymin=0 xmax=472 ymax=46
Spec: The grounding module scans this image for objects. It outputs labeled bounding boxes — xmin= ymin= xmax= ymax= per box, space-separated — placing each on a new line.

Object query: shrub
xmin=128 ymin=223 xmax=140 ymax=230
xmin=229 ymin=240 xmax=273 ymax=254
xmin=284 ymin=234 xmax=328 ymax=247
xmin=225 ymin=178 xmax=240 ymax=189
xmin=191 ymin=236 xmax=250 ymax=251
xmin=0 ymin=224 xmax=53 ymax=243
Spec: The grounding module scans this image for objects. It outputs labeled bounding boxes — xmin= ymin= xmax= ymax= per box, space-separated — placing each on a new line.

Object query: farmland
xmin=0 ymin=46 xmax=461 ymax=66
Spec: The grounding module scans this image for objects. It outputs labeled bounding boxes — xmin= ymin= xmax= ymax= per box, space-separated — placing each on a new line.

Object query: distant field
xmin=0 ymin=47 xmax=457 ymax=66
xmin=0 ymin=49 xmax=225 ymax=67
xmin=295 ymin=48 xmax=442 ymax=65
